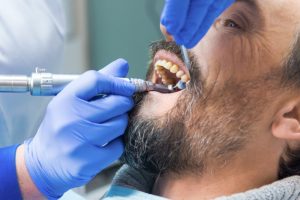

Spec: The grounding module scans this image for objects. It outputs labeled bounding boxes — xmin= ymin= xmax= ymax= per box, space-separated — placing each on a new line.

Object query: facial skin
xmin=122 ymin=0 xmax=300 ymax=199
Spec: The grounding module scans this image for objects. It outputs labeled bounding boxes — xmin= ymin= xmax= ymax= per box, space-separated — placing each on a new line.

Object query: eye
xmin=223 ymin=19 xmax=241 ymax=29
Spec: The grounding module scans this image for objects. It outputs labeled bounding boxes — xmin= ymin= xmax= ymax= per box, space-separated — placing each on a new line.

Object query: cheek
xmin=192 ymin=29 xmax=271 ymax=86
xmin=137 ymin=91 xmax=183 ymax=118
xmin=191 ymin=31 xmax=240 ymax=87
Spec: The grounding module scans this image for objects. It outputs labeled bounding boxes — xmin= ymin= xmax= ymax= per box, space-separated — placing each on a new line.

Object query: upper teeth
xmin=176 ymin=70 xmax=184 ymax=78
xmin=170 ymin=65 xmax=179 ymax=73
xmin=155 ymin=60 xmax=170 ymax=70
xmin=165 ymin=62 xmax=172 ymax=70
xmin=154 ymin=59 xmax=190 ymax=83
xmin=181 ymin=74 xmax=189 ymax=82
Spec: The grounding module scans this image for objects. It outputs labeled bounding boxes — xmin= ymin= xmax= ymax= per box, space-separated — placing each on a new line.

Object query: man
xmin=104 ymin=0 xmax=300 ymax=199
xmin=1 ymin=0 xmax=232 ymax=199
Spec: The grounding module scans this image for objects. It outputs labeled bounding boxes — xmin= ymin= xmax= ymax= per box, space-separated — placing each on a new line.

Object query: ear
xmin=272 ymin=100 xmax=300 ymax=140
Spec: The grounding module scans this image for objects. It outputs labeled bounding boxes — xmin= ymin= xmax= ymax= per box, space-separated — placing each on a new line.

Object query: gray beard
xmin=121 ymin=41 xmax=275 ymax=176
xmin=121 ymin=84 xmax=253 ymax=175
xmin=121 ymin=112 xmax=188 ymax=174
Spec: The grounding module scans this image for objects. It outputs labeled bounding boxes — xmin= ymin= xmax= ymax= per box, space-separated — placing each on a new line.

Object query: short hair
xmin=279 ymin=147 xmax=300 ymax=179
xmin=278 ymin=33 xmax=300 ymax=179
xmin=282 ymin=33 xmax=300 ymax=88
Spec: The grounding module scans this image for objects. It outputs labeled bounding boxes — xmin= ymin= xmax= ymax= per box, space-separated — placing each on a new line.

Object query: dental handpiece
xmin=0 ymin=68 xmax=173 ymax=96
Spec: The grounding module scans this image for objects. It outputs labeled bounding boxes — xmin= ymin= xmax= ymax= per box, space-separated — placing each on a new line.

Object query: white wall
xmin=58 ymin=0 xmax=89 ymax=74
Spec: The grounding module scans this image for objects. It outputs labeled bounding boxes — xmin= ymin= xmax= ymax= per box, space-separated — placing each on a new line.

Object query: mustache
xmin=149 ymin=40 xmax=183 ymax=62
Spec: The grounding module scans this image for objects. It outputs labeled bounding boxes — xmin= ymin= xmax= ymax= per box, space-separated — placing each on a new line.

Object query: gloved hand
xmin=161 ymin=0 xmax=234 ymax=48
xmin=24 ymin=59 xmax=135 ymax=199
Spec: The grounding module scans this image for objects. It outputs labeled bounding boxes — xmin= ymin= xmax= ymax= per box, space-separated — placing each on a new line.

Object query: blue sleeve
xmin=0 ymin=144 xmax=22 ymax=200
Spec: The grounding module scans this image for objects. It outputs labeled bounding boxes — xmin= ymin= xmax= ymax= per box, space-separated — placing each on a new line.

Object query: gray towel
xmin=112 ymin=164 xmax=157 ymax=193
xmin=111 ymin=164 xmax=300 ymax=200
xmin=216 ymin=176 xmax=300 ymax=200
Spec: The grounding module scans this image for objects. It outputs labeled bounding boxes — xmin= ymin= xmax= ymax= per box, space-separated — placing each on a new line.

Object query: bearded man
xmin=104 ymin=0 xmax=300 ymax=199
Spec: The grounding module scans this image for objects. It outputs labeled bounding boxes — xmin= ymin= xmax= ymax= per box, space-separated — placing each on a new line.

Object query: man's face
xmin=122 ymin=0 xmax=300 ymax=175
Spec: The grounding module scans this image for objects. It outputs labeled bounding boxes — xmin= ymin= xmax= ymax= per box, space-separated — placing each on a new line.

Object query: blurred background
xmin=59 ymin=0 xmax=164 ymax=199
xmin=60 ymin=0 xmax=164 ymax=77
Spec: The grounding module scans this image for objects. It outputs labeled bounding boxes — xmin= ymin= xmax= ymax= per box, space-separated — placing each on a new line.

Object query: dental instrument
xmin=174 ymin=46 xmax=191 ymax=90
xmin=180 ymin=45 xmax=191 ymax=70
xmin=0 ymin=68 xmax=174 ymax=96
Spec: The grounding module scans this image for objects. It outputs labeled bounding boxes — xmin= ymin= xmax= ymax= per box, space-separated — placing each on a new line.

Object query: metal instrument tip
xmin=152 ymin=83 xmax=174 ymax=93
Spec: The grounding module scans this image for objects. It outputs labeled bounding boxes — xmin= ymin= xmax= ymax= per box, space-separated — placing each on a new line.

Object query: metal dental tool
xmin=0 ymin=68 xmax=174 ymax=96
xmin=180 ymin=45 xmax=191 ymax=70
xmin=175 ymin=45 xmax=191 ymax=90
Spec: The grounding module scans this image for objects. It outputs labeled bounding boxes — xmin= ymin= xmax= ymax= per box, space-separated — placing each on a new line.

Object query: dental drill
xmin=0 ymin=68 xmax=174 ymax=96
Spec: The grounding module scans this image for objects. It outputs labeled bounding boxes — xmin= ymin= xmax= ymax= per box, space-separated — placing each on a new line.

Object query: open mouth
xmin=151 ymin=49 xmax=191 ymax=92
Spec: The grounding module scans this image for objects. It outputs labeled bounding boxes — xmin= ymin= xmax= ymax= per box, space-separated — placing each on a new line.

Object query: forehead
xmin=235 ymin=0 xmax=300 ymax=63
xmin=258 ymin=0 xmax=300 ymax=52
xmin=243 ymin=0 xmax=300 ymax=25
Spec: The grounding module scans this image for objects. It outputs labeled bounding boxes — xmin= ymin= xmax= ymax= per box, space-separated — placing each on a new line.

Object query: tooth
xmin=181 ymin=75 xmax=190 ymax=83
xmin=165 ymin=62 xmax=172 ymax=70
xmin=176 ymin=70 xmax=184 ymax=78
xmin=154 ymin=61 xmax=162 ymax=69
xmin=155 ymin=66 xmax=164 ymax=72
xmin=170 ymin=65 xmax=179 ymax=73
xmin=168 ymin=85 xmax=175 ymax=91
xmin=155 ymin=63 xmax=164 ymax=69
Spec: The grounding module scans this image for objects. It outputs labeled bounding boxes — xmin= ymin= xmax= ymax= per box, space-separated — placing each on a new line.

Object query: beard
xmin=121 ymin=41 xmax=276 ymax=176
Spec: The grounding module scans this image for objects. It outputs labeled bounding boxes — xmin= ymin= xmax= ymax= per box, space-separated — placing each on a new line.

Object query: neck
xmin=152 ymin=138 xmax=283 ymax=200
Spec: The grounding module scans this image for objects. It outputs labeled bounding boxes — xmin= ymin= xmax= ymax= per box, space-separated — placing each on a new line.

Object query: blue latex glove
xmin=161 ymin=0 xmax=234 ymax=48
xmin=24 ymin=59 xmax=135 ymax=199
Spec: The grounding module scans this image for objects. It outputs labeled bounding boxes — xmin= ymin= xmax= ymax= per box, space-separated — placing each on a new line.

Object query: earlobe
xmin=272 ymin=102 xmax=300 ymax=140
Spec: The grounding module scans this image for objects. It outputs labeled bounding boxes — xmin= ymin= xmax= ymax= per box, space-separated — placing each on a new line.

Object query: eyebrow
xmin=235 ymin=0 xmax=264 ymax=29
